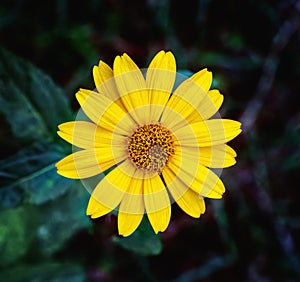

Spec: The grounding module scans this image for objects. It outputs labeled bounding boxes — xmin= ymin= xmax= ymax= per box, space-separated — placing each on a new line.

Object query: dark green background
xmin=1 ymin=0 xmax=300 ymax=281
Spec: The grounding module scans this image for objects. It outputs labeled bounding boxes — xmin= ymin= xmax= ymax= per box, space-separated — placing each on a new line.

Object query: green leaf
xmin=0 ymin=48 xmax=72 ymax=142
xmin=0 ymin=206 xmax=36 ymax=267
xmin=0 ymin=143 xmax=73 ymax=209
xmin=0 ymin=185 xmax=90 ymax=266
xmin=112 ymin=217 xmax=162 ymax=256
xmin=0 ymin=262 xmax=85 ymax=282
xmin=284 ymin=150 xmax=300 ymax=171
xmin=35 ymin=184 xmax=90 ymax=256
xmin=0 ymin=186 xmax=22 ymax=211
xmin=0 ymin=48 xmax=74 ymax=208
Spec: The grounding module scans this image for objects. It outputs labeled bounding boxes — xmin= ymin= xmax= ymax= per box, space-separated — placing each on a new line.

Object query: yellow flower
xmin=56 ymin=50 xmax=242 ymax=237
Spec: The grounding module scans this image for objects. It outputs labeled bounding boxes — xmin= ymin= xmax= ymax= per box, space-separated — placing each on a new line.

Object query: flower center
xmin=128 ymin=124 xmax=176 ymax=174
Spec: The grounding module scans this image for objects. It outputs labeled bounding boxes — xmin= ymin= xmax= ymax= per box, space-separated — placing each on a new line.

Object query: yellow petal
xmin=180 ymin=144 xmax=237 ymax=168
xmin=176 ymin=190 xmax=206 ymax=218
xmin=161 ymin=81 xmax=205 ymax=131
xmin=190 ymin=166 xmax=225 ymax=199
xmin=118 ymin=213 xmax=144 ymax=237
xmin=118 ymin=172 xmax=145 ymax=236
xmin=93 ymin=61 xmax=114 ymax=94
xmin=113 ymin=53 xmax=147 ymax=96
xmin=56 ymin=148 xmax=126 ymax=179
xmin=166 ymin=151 xmax=225 ymax=199
xmin=144 ymin=175 xmax=171 ymax=233
xmin=147 ymin=207 xmax=171 ymax=234
xmin=118 ymin=166 xmax=145 ymax=236
xmin=57 ymin=121 xmax=126 ymax=149
xmin=93 ymin=61 xmax=126 ymax=111
xmin=186 ymin=89 xmax=224 ymax=123
xmin=146 ymin=51 xmax=176 ymax=121
xmin=162 ymin=142 xmax=200 ymax=193
xmin=200 ymin=145 xmax=236 ymax=168
xmin=87 ymin=197 xmax=113 ymax=218
xmin=143 ymin=174 xmax=171 ymax=213
xmin=93 ymin=61 xmax=114 ymax=93
xmin=203 ymin=89 xmax=224 ymax=118
xmin=190 ymin=68 xmax=213 ymax=92
xmin=113 ymin=53 xmax=149 ymax=123
xmin=167 ymin=145 xmax=200 ymax=187
xmin=119 ymin=173 xmax=144 ymax=215
xmin=174 ymin=119 xmax=242 ymax=147
xmin=58 ymin=121 xmax=98 ymax=149
xmin=160 ymin=69 xmax=222 ymax=130
xmin=162 ymin=166 xmax=205 ymax=217
xmin=76 ymin=88 xmax=136 ymax=134
xmin=87 ymin=162 xmax=136 ymax=218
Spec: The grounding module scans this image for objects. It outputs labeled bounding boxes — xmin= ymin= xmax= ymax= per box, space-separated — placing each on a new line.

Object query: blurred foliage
xmin=1 ymin=0 xmax=300 ymax=281
xmin=0 ymin=262 xmax=85 ymax=282
xmin=112 ymin=218 xmax=162 ymax=256
xmin=0 ymin=48 xmax=73 ymax=208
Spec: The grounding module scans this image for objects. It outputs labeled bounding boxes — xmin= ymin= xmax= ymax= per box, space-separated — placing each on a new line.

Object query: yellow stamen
xmin=128 ymin=124 xmax=175 ymax=173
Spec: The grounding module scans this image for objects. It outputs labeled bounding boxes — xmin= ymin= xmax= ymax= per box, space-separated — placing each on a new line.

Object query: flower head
xmin=56 ymin=50 xmax=242 ymax=236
